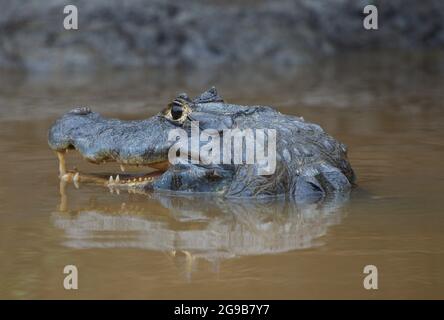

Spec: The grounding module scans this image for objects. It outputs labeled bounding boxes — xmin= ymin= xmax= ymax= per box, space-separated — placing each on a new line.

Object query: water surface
xmin=1 ymin=53 xmax=444 ymax=299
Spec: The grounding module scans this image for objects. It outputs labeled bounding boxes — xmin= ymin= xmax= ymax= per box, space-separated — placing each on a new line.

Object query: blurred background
xmin=1 ymin=0 xmax=444 ymax=299
xmin=1 ymin=0 xmax=444 ymax=72
xmin=1 ymin=0 xmax=444 ymax=119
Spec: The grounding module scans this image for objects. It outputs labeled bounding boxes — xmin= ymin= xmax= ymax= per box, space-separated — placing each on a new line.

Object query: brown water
xmin=1 ymin=52 xmax=444 ymax=299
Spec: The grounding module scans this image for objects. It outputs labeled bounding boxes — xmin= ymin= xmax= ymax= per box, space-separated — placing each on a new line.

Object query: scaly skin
xmin=48 ymin=87 xmax=355 ymax=200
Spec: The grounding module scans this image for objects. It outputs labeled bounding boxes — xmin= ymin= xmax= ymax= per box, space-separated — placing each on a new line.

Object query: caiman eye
xmin=163 ymin=97 xmax=191 ymax=122
xmin=171 ymin=104 xmax=183 ymax=120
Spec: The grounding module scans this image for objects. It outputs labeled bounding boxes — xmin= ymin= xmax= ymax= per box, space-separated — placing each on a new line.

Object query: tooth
xmin=133 ymin=178 xmax=137 ymax=182
xmin=109 ymin=176 xmax=114 ymax=184
xmin=120 ymin=165 xmax=125 ymax=172
xmin=115 ymin=175 xmax=120 ymax=183
xmin=139 ymin=177 xmax=142 ymax=182
xmin=57 ymin=151 xmax=67 ymax=176
xmin=116 ymin=189 xmax=120 ymax=195
xmin=73 ymin=175 xmax=80 ymax=189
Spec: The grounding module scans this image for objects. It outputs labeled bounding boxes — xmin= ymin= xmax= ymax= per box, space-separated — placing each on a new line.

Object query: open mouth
xmin=56 ymin=150 xmax=169 ymax=190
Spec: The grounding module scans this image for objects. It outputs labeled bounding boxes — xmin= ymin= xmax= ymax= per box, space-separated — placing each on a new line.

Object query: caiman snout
xmin=48 ymin=106 xmax=174 ymax=189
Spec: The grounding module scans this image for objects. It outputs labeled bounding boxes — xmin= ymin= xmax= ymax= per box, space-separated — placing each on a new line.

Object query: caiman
xmin=48 ymin=87 xmax=355 ymax=201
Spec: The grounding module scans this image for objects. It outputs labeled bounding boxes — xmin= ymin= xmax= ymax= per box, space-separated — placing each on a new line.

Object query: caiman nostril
xmin=69 ymin=106 xmax=92 ymax=115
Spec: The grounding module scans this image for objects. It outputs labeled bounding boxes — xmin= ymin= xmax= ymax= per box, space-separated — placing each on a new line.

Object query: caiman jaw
xmin=56 ymin=150 xmax=168 ymax=191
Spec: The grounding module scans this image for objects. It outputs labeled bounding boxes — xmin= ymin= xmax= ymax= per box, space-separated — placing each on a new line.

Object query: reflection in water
xmin=52 ymin=182 xmax=348 ymax=277
xmin=5 ymin=52 xmax=444 ymax=297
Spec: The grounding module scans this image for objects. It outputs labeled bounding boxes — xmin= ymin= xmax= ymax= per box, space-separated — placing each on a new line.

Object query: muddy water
xmin=1 ymin=53 xmax=444 ymax=299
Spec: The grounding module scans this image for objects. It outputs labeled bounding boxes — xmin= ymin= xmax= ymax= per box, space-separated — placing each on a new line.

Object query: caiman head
xmin=48 ymin=87 xmax=355 ymax=199
xmin=48 ymin=87 xmax=238 ymax=195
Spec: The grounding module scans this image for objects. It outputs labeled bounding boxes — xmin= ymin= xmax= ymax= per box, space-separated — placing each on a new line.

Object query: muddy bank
xmin=1 ymin=0 xmax=444 ymax=72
